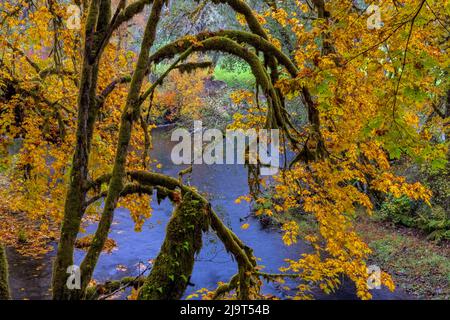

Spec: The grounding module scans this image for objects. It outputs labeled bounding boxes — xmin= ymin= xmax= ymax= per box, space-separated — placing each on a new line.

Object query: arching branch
xmin=88 ymin=170 xmax=256 ymax=283
xmin=3 ymin=40 xmax=41 ymax=73
xmin=77 ymin=0 xmax=166 ymax=298
xmin=96 ymin=75 xmax=132 ymax=105
xmin=83 ymin=183 xmax=154 ymax=210
xmin=148 ymin=36 xmax=299 ymax=142
xmin=147 ymin=30 xmax=298 ymax=77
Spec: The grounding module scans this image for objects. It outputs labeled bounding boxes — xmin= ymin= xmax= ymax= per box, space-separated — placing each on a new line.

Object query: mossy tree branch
xmin=83 ymin=183 xmax=154 ymax=210
xmin=137 ymin=192 xmax=209 ymax=300
xmin=77 ymin=0 xmax=166 ymax=299
xmin=211 ymin=274 xmax=239 ymax=300
xmin=88 ymin=170 xmax=259 ymax=299
xmin=52 ymin=0 xmax=111 ymax=299
xmin=85 ymin=276 xmax=145 ymax=300
xmin=147 ymin=30 xmax=298 ymax=77
xmin=147 ymin=36 xmax=298 ymax=143
xmin=53 ymin=0 xmax=326 ymax=301
xmin=211 ymin=0 xmax=325 ymax=160
xmin=0 ymin=246 xmax=10 ymax=300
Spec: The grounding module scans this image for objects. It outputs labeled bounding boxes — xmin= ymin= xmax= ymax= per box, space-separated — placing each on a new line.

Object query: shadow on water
xmin=7 ymin=126 xmax=410 ymax=300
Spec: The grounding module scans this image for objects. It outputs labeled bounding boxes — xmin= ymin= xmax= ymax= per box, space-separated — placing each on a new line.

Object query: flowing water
xmin=7 ymin=127 xmax=410 ymax=300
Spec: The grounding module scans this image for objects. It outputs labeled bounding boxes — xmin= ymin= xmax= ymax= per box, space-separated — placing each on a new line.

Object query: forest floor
xmin=263 ymin=208 xmax=449 ymax=300
xmin=355 ymin=216 xmax=449 ymax=300
xmin=0 ymin=173 xmax=58 ymax=257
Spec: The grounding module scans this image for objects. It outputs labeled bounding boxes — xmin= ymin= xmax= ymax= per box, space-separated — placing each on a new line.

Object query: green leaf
xmin=431 ymin=158 xmax=447 ymax=171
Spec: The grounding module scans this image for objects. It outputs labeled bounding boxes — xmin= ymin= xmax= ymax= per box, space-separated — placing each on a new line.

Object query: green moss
xmin=149 ymin=30 xmax=298 ymax=77
xmin=0 ymin=246 xmax=10 ymax=300
xmin=74 ymin=0 xmax=167 ymax=300
xmin=369 ymin=237 xmax=404 ymax=263
xmin=85 ymin=276 xmax=144 ymax=300
xmin=17 ymin=229 xmax=28 ymax=244
xmin=177 ymin=61 xmax=213 ymax=74
xmin=138 ymin=192 xmax=209 ymax=300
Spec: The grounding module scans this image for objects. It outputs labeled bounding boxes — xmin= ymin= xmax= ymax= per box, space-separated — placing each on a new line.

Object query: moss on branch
xmin=77 ymin=0 xmax=166 ymax=299
xmin=85 ymin=276 xmax=145 ymax=300
xmin=0 ymin=245 xmax=10 ymax=300
xmin=138 ymin=192 xmax=209 ymax=300
xmin=148 ymin=30 xmax=298 ymax=77
xmin=88 ymin=170 xmax=259 ymax=298
xmin=212 ymin=274 xmax=239 ymax=300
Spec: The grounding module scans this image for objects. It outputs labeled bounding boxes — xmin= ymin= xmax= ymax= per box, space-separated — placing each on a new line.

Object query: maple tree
xmin=152 ymin=59 xmax=211 ymax=123
xmin=0 ymin=0 xmax=448 ymax=300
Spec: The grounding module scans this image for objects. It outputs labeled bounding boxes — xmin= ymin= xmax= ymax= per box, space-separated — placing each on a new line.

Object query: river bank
xmin=261 ymin=207 xmax=449 ymax=300
xmin=356 ymin=216 xmax=449 ymax=300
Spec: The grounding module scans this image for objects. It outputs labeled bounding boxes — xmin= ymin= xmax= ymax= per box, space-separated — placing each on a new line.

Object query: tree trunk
xmin=138 ymin=192 xmax=208 ymax=299
xmin=0 ymin=246 xmax=10 ymax=300
xmin=52 ymin=0 xmax=109 ymax=300
xmin=78 ymin=0 xmax=165 ymax=298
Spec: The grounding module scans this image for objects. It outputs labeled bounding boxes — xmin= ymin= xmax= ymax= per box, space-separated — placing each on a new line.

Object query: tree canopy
xmin=0 ymin=0 xmax=448 ymax=300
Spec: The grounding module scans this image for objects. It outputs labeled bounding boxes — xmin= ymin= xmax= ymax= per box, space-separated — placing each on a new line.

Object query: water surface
xmin=7 ymin=127 xmax=409 ymax=300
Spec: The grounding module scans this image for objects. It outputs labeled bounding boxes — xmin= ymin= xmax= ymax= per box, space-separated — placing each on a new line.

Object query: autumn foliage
xmin=0 ymin=0 xmax=448 ymax=300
